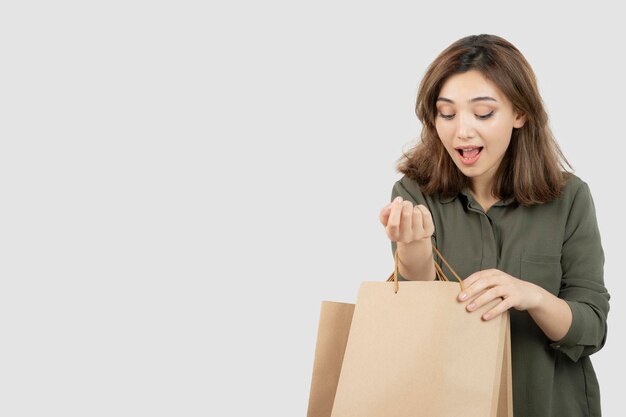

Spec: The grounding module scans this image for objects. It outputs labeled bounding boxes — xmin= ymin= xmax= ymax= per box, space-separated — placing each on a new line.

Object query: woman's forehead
xmin=438 ymin=71 xmax=504 ymax=104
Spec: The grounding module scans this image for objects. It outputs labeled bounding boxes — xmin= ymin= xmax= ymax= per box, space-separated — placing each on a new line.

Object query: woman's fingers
xmin=483 ymin=299 xmax=511 ymax=320
xmin=382 ymin=197 xmax=435 ymax=243
xmin=385 ymin=198 xmax=404 ymax=240
xmin=411 ymin=205 xmax=424 ymax=239
xmin=466 ymin=286 xmax=503 ymax=311
xmin=398 ymin=201 xmax=415 ymax=243
xmin=411 ymin=204 xmax=434 ymax=240
xmin=379 ymin=204 xmax=393 ymax=226
xmin=415 ymin=205 xmax=435 ymax=237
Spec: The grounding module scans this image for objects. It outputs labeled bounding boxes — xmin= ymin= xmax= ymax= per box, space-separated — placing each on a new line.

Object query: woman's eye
xmin=438 ymin=111 xmax=494 ymax=120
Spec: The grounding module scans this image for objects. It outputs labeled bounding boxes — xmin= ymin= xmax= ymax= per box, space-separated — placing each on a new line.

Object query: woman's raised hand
xmin=379 ymin=196 xmax=435 ymax=244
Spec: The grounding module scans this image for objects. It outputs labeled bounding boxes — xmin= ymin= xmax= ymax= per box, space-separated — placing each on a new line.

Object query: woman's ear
xmin=513 ymin=110 xmax=527 ymax=129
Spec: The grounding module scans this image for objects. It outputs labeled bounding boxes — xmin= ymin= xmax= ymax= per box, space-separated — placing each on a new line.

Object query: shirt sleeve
xmin=549 ymin=181 xmax=610 ymax=362
xmin=389 ymin=179 xmax=438 ymax=281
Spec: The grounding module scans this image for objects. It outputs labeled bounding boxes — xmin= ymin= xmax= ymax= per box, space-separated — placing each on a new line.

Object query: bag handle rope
xmin=386 ymin=242 xmax=465 ymax=294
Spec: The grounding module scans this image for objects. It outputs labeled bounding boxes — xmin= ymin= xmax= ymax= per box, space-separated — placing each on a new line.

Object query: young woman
xmin=379 ymin=34 xmax=610 ymax=417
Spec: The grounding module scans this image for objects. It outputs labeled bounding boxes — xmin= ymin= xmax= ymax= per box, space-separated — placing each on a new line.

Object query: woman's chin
xmin=454 ymin=164 xmax=478 ymax=176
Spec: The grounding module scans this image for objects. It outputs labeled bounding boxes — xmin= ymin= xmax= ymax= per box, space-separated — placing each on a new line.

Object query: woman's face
xmin=435 ymin=70 xmax=526 ymax=188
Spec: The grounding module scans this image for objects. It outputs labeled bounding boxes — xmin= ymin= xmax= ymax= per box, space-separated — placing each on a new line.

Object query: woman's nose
xmin=456 ymin=112 xmax=477 ymax=140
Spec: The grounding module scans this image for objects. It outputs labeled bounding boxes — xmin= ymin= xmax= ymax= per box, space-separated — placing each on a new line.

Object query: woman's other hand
xmin=379 ymin=196 xmax=434 ymax=245
xmin=457 ymin=270 xmax=543 ymax=320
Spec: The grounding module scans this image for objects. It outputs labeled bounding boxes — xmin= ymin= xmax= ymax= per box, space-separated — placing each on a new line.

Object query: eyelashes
xmin=438 ymin=111 xmax=494 ymax=120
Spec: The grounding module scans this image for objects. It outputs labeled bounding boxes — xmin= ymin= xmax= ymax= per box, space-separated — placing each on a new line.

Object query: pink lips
xmin=455 ymin=146 xmax=483 ymax=166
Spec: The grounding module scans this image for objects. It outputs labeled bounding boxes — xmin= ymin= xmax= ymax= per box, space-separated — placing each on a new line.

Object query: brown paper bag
xmin=307 ymin=245 xmax=513 ymax=417
xmin=306 ymin=301 xmax=355 ymax=417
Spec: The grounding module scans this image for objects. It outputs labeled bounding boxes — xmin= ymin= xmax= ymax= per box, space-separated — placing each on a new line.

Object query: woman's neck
xmin=469 ymin=178 xmax=498 ymax=212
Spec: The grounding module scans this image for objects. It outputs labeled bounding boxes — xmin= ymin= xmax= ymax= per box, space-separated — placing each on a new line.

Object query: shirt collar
xmin=438 ymin=185 xmax=516 ymax=207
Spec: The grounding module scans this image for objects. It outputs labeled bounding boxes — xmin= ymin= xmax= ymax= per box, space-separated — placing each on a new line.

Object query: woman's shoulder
xmin=560 ymin=172 xmax=591 ymax=200
xmin=537 ymin=172 xmax=596 ymax=217
xmin=395 ymin=174 xmax=436 ymax=201
xmin=396 ymin=174 xmax=422 ymax=194
xmin=392 ymin=174 xmax=438 ymax=207
xmin=393 ymin=174 xmax=460 ymax=210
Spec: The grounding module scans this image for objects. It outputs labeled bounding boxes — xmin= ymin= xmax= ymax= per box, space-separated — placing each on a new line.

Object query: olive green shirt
xmin=390 ymin=173 xmax=610 ymax=417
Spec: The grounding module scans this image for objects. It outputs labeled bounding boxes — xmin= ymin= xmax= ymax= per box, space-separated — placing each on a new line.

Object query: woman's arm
xmin=541 ymin=181 xmax=610 ymax=362
xmin=526 ymin=286 xmax=573 ymax=343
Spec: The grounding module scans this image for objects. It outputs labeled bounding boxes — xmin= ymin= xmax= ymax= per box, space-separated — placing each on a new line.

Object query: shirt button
xmin=554 ymin=344 xmax=561 ymax=349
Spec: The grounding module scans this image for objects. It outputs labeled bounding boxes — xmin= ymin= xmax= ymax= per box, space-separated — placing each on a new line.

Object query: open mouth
xmin=456 ymin=146 xmax=483 ymax=160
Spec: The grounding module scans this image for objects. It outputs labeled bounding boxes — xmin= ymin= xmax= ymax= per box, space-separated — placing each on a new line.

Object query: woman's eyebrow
xmin=436 ymin=96 xmax=498 ymax=104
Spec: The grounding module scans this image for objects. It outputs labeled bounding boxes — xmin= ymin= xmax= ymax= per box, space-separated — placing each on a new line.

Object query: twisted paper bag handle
xmin=386 ymin=243 xmax=466 ymax=294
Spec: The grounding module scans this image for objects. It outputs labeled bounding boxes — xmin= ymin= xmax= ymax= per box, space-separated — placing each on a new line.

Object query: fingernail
xmin=483 ymin=313 xmax=491 ymax=320
xmin=467 ymin=303 xmax=476 ymax=310
xmin=394 ymin=196 xmax=403 ymax=203
xmin=459 ymin=292 xmax=467 ymax=300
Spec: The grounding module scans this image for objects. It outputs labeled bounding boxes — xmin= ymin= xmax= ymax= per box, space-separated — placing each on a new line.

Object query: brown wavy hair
xmin=397 ymin=34 xmax=572 ymax=205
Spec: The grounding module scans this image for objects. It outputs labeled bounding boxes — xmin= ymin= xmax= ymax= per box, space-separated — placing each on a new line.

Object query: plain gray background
xmin=0 ymin=1 xmax=623 ymax=416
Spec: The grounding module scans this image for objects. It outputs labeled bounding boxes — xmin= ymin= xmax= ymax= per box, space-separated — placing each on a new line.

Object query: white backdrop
xmin=0 ymin=1 xmax=623 ymax=416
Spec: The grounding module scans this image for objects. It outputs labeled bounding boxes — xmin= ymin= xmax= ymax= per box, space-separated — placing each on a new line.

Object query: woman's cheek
xmin=435 ymin=125 xmax=451 ymax=142
xmin=438 ymin=132 xmax=455 ymax=150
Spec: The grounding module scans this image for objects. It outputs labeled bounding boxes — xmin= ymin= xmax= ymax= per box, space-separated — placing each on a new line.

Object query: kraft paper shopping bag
xmin=306 ymin=244 xmax=512 ymax=417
